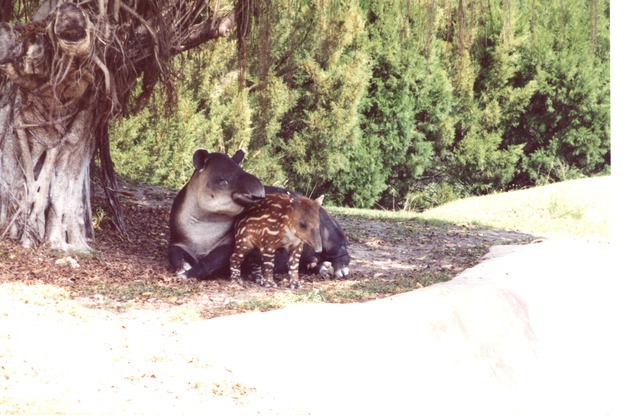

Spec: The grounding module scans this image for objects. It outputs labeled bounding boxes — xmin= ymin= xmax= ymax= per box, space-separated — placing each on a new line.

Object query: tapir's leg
xmin=229 ymin=255 xmax=243 ymax=284
xmin=184 ymin=244 xmax=233 ymax=280
xmin=260 ymin=247 xmax=277 ymax=288
xmin=288 ymin=247 xmax=302 ymax=289
xmin=230 ymin=239 xmax=254 ymax=284
xmin=298 ymin=244 xmax=318 ymax=272
xmin=250 ymin=259 xmax=263 ymax=284
xmin=299 ymin=243 xmax=332 ymax=277
xmin=300 ymin=243 xmax=350 ymax=278
xmin=168 ymin=245 xmax=196 ymax=276
xmin=330 ymin=252 xmax=351 ymax=278
xmin=242 ymin=250 xmax=263 ymax=283
xmin=273 ymin=249 xmax=289 ymax=273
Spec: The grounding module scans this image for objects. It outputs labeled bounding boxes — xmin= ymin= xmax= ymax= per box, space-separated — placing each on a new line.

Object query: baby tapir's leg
xmin=230 ymin=239 xmax=253 ymax=284
xmin=288 ymin=246 xmax=303 ymax=289
xmin=260 ymin=247 xmax=278 ymax=288
xmin=250 ymin=260 xmax=263 ymax=284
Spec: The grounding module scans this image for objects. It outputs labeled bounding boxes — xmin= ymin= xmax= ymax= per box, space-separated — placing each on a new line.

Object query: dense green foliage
xmin=109 ymin=0 xmax=610 ymax=210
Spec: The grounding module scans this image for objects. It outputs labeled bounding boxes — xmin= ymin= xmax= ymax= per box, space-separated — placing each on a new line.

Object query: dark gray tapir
xmin=168 ymin=149 xmax=350 ymax=280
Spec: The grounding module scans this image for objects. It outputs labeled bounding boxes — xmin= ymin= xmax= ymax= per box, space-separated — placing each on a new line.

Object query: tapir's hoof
xmin=318 ymin=261 xmax=333 ymax=277
xmin=290 ymin=282 xmax=301 ymax=289
xmin=176 ymin=262 xmax=192 ymax=279
xmin=334 ymin=266 xmax=350 ymax=278
xmin=263 ymin=281 xmax=277 ymax=288
xmin=229 ymin=280 xmax=244 ymax=288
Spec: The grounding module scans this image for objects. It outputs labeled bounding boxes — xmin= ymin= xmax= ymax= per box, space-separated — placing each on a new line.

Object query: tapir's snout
xmin=233 ymin=191 xmax=265 ymax=207
xmin=232 ymin=171 xmax=265 ymax=208
xmin=310 ymin=230 xmax=323 ymax=254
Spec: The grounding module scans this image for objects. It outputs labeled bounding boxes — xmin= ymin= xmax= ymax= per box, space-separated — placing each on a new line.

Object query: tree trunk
xmin=0 ymin=1 xmax=235 ymax=252
xmin=1 ymin=4 xmax=96 ymax=251
xmin=0 ymin=91 xmax=96 ymax=251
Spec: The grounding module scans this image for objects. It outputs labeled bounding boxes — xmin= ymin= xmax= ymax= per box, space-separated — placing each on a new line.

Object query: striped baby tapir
xmin=230 ymin=192 xmax=324 ymax=289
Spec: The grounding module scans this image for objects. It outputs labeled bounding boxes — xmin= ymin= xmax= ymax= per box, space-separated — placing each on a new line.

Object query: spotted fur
xmin=231 ymin=192 xmax=324 ymax=289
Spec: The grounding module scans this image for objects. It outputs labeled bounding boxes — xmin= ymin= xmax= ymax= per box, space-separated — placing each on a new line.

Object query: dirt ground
xmin=0 ymin=179 xmax=535 ymax=414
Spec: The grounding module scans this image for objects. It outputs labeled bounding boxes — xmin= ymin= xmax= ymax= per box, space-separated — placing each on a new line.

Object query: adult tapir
xmin=168 ymin=149 xmax=350 ymax=280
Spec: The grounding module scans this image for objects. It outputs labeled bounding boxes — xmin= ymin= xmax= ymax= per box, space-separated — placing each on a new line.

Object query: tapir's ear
xmin=232 ymin=149 xmax=246 ymax=165
xmin=289 ymin=195 xmax=298 ymax=209
xmin=193 ymin=149 xmax=209 ymax=172
xmin=315 ymin=195 xmax=324 ymax=206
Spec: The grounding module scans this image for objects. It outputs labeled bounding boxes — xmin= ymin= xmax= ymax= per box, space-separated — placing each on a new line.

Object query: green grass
xmin=419 ymin=176 xmax=611 ymax=241
xmin=327 ymin=205 xmax=426 ymax=223
xmin=324 ymin=176 xmax=610 ymax=243
xmin=202 ymin=271 xmax=452 ymax=318
xmin=327 ymin=176 xmax=610 ymax=241
xmin=69 ymin=279 xmax=205 ymax=310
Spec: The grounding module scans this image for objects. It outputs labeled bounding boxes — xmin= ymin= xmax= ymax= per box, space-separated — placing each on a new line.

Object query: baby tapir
xmin=265 ymin=186 xmax=350 ymax=279
xmin=230 ymin=192 xmax=324 ymax=289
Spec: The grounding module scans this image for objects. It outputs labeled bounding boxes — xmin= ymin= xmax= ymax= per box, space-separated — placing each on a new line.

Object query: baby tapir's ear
xmin=314 ymin=195 xmax=324 ymax=206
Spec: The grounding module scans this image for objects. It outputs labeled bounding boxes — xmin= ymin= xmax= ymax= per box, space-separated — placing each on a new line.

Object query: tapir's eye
xmin=218 ymin=178 xmax=228 ymax=188
xmin=299 ymin=221 xmax=307 ymax=230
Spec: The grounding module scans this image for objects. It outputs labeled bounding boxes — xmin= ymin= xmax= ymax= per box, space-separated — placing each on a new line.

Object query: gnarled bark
xmin=0 ymin=1 xmax=235 ymax=251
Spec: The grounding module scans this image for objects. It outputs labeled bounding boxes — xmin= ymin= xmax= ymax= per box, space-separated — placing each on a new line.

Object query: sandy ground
xmin=1 ymin=237 xmax=627 ymax=416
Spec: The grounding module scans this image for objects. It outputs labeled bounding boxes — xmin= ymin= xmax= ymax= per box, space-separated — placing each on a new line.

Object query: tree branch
xmin=171 ymin=11 xmax=236 ymax=54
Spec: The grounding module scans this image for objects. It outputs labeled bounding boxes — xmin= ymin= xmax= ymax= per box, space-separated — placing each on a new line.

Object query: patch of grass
xmin=546 ymin=190 xmax=588 ymax=219
xmin=419 ymin=176 xmax=610 ymax=240
xmin=169 ymin=303 xmax=203 ymax=322
xmin=201 ymin=271 xmax=451 ymax=318
xmin=319 ymin=271 xmax=450 ymax=303
xmin=330 ymin=176 xmax=610 ymax=241
xmin=351 ymin=273 xmax=449 ymax=295
xmin=71 ymin=280 xmax=203 ymax=303
xmin=229 ymin=297 xmax=286 ymax=313
xmin=327 ymin=205 xmax=426 ymax=223
xmin=218 ymin=289 xmax=326 ymax=315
